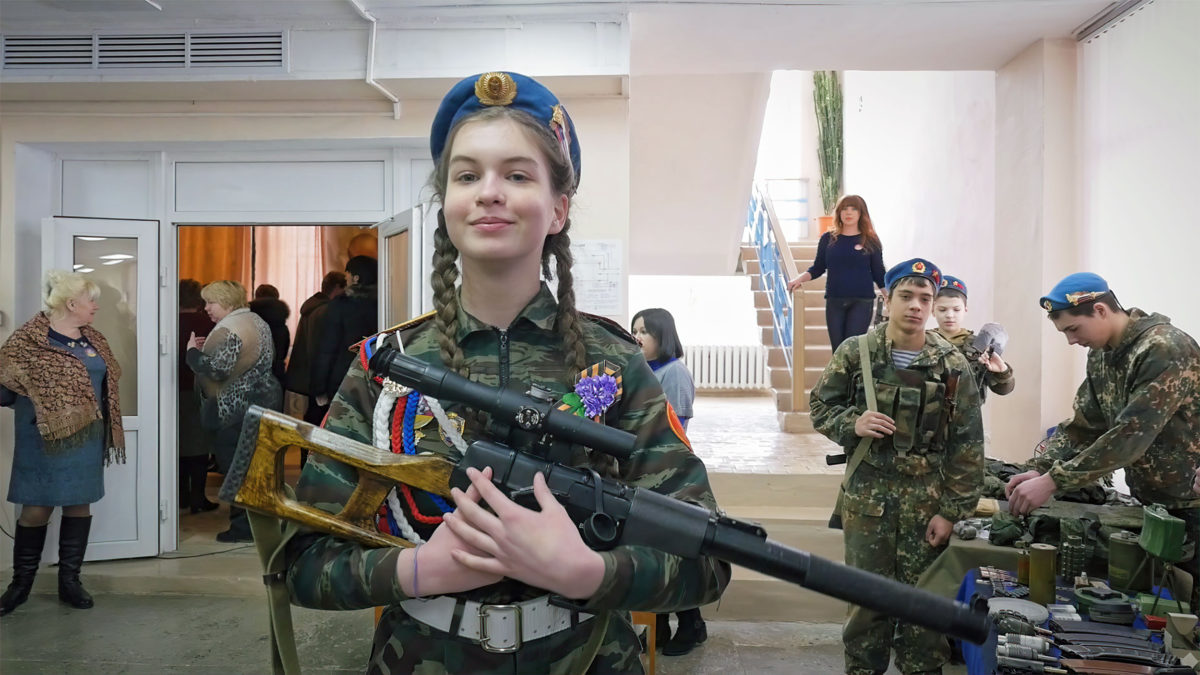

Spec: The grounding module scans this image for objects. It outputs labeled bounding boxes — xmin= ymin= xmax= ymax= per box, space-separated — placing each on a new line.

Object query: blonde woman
xmin=186 ymin=280 xmax=281 ymax=542
xmin=0 ymin=271 xmax=125 ymax=615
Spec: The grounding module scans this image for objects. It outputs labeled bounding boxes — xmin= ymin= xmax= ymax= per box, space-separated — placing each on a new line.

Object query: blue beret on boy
xmin=429 ymin=71 xmax=581 ymax=187
xmin=1040 ymin=272 xmax=1109 ymax=312
xmin=939 ymin=275 xmax=968 ymax=298
xmin=884 ymin=258 xmax=942 ymax=291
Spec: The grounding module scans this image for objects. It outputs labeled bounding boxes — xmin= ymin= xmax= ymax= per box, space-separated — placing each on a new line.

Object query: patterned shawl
xmin=0 ymin=311 xmax=126 ymax=465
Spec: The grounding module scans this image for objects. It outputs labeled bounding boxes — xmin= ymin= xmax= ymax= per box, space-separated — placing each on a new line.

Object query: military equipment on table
xmin=220 ymin=344 xmax=992 ymax=646
xmin=1049 ymin=620 xmax=1152 ymax=639
xmin=997 ymin=655 xmax=1067 ymax=673
xmin=1055 ymin=644 xmax=1181 ymax=669
xmin=1058 ymin=660 xmax=1196 ymax=674
xmin=1054 ymin=633 xmax=1156 ymax=649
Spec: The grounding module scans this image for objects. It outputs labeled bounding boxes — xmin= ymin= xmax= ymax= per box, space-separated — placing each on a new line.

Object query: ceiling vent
xmin=2 ymin=32 xmax=285 ymax=70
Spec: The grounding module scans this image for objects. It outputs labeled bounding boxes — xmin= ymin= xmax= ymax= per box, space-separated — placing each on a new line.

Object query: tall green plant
xmin=813 ymin=70 xmax=843 ymax=216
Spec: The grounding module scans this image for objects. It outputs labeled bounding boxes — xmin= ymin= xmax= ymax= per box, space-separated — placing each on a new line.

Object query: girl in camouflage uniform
xmin=284 ymin=72 xmax=729 ymax=675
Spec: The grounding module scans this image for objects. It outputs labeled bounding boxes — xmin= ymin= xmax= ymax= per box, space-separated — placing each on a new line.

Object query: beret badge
xmin=1043 ymin=299 xmax=1054 ymax=312
xmin=475 ymin=72 xmax=517 ymax=106
xmin=940 ymin=278 xmax=949 ymax=288
xmin=1065 ymin=291 xmax=1104 ymax=306
xmin=912 ymin=261 xmax=926 ymax=273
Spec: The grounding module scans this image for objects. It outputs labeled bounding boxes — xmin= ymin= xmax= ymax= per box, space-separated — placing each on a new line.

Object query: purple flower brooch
xmin=559 ymin=361 xmax=623 ymax=421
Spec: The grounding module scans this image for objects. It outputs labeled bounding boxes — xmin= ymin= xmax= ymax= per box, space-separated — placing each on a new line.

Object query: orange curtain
xmin=321 ymin=226 xmax=372 ymax=276
xmin=178 ymin=226 xmax=252 ymax=290
xmin=252 ymin=226 xmax=325 ymax=346
xmin=178 ymin=225 xmax=374 ymax=360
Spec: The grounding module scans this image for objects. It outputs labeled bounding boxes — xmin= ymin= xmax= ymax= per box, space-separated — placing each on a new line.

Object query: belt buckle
xmin=478 ymin=603 xmax=522 ymax=653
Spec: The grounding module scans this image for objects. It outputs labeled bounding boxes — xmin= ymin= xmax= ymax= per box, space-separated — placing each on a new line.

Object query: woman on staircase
xmin=787 ymin=194 xmax=886 ymax=350
xmin=0 ymin=270 xmax=126 ymax=616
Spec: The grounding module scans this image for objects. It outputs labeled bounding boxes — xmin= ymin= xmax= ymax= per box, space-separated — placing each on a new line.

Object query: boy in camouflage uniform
xmin=811 ymin=258 xmax=984 ymax=675
xmin=931 ymin=275 xmax=1015 ymax=403
xmin=1006 ymin=272 xmax=1200 ymax=610
xmin=281 ymin=72 xmax=729 ymax=675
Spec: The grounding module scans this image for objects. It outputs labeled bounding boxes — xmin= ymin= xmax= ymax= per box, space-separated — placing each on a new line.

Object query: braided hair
xmin=429 ymin=106 xmax=588 ymax=377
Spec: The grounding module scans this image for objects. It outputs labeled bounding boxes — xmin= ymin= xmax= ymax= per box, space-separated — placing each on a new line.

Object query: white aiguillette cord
xmin=370 ymin=332 xmax=469 ymax=544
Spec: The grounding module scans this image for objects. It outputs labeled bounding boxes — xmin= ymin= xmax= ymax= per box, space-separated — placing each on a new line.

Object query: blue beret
xmin=430 ymin=72 xmax=581 ymax=188
xmin=1040 ymin=272 xmax=1109 ymax=313
xmin=885 ymin=258 xmax=942 ymax=291
xmin=939 ymin=275 xmax=968 ymax=298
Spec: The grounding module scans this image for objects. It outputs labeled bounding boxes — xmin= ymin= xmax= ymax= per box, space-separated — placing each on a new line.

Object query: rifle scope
xmin=369 ymin=344 xmax=636 ymax=460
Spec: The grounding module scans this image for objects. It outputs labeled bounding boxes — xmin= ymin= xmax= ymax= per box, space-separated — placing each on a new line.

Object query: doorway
xmin=173 ymin=224 xmax=380 ymax=544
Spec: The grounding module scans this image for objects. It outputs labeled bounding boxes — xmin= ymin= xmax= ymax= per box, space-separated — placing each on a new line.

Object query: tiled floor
xmin=0 ymin=394 xmax=973 ymax=675
xmin=687 ymin=393 xmax=842 ymax=475
xmin=0 ymin=593 xmax=966 ymax=675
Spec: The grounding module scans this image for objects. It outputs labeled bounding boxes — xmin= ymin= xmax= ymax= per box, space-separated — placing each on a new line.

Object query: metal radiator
xmin=683 ymin=345 xmax=768 ymax=391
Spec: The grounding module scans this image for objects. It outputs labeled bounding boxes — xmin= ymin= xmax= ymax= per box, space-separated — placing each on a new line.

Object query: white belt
xmin=399 ymin=595 xmax=593 ymax=653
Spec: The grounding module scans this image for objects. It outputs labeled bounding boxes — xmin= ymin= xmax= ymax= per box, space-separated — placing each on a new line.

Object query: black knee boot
xmin=662 ymin=608 xmax=707 ymax=656
xmin=0 ymin=523 xmax=48 ymax=616
xmin=57 ymin=515 xmax=94 ymax=609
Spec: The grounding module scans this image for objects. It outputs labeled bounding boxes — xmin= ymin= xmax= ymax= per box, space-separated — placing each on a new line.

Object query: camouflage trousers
xmin=841 ymin=464 xmax=949 ymax=675
xmin=365 ymin=603 xmax=644 ymax=675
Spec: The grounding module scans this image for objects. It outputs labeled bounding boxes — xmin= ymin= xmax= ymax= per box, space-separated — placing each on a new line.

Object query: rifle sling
xmin=841 ymin=333 xmax=877 ymax=494
xmin=248 ymin=491 xmax=304 ymax=675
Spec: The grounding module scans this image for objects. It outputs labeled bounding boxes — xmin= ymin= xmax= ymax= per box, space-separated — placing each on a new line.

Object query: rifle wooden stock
xmin=219 ymin=406 xmax=457 ymax=549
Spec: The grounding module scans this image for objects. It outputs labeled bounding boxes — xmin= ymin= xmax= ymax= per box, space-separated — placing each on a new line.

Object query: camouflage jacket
xmin=934 ymin=328 xmax=1015 ymax=403
xmin=810 ymin=323 xmax=985 ymax=523
xmin=285 ymin=283 xmax=730 ymax=615
xmin=1029 ymin=309 xmax=1200 ymax=510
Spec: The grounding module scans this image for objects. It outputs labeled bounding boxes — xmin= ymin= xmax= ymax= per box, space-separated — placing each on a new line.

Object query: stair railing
xmin=746 ymin=184 xmax=808 ymax=412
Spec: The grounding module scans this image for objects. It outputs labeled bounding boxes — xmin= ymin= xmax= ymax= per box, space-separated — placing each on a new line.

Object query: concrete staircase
xmin=740 ymin=242 xmax=834 ymax=433
xmin=708 ymin=471 xmax=847 ymax=622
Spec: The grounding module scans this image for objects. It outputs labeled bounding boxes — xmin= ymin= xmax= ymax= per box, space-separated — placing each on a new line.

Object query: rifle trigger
xmin=509 ymin=486 xmax=538 ymax=508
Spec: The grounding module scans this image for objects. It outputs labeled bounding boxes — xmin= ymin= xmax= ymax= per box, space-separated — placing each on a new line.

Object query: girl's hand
xmin=445 ymin=468 xmax=606 ymax=600
xmin=396 ymin=467 xmax=503 ymax=597
xmin=786 ymin=278 xmax=803 ymax=292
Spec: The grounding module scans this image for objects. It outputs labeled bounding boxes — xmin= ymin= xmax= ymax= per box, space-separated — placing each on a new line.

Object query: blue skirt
xmin=7 ymin=333 xmax=110 ymax=506
xmin=7 ymin=397 xmax=106 ymax=506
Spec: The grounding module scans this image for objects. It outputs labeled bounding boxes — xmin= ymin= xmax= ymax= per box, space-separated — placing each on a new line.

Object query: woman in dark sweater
xmin=787 ymin=194 xmax=885 ymax=349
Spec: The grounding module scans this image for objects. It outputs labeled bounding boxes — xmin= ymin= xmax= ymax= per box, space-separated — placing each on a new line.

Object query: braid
xmin=431 ymin=211 xmax=467 ymax=377
xmin=549 ymin=227 xmax=587 ymax=373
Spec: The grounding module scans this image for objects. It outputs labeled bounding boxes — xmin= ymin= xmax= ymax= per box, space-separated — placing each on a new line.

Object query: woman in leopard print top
xmin=185 ymin=280 xmax=281 ymax=542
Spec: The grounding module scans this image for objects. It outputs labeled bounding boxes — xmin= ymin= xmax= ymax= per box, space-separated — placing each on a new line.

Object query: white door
xmin=377 ymin=205 xmax=436 ymax=327
xmin=41 ymin=216 xmax=160 ymax=561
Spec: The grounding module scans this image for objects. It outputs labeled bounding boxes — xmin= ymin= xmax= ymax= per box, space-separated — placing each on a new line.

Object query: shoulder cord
xmin=368 ymin=332 xmax=471 ymax=544
xmin=370 ymin=357 xmax=423 ymax=545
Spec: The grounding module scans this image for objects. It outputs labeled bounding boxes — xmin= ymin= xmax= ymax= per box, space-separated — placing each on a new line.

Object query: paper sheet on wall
xmin=566 ymin=239 xmax=623 ymax=317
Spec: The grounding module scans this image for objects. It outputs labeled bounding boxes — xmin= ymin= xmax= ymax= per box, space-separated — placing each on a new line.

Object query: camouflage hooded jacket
xmin=285 ymin=283 xmax=730 ymax=614
xmin=1030 ymin=309 xmax=1200 ymax=510
xmin=809 ymin=322 xmax=985 ymax=523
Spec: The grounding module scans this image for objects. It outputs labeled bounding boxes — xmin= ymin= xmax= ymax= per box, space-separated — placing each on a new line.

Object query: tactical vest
xmin=855 ymin=332 xmax=961 ymax=477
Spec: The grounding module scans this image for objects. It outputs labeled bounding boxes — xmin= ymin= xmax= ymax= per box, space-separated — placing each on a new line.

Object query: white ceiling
xmin=0 ymin=0 xmax=1116 ymax=102
xmin=630 ymin=1 xmax=1115 ymax=73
